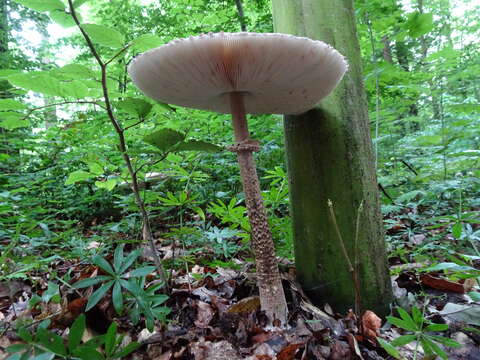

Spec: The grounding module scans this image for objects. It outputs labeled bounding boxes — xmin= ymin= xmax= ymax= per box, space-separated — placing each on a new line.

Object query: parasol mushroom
xmin=128 ymin=32 xmax=347 ymax=326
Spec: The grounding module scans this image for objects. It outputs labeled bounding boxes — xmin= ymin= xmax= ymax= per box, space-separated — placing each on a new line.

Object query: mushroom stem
xmin=229 ymin=91 xmax=288 ymax=326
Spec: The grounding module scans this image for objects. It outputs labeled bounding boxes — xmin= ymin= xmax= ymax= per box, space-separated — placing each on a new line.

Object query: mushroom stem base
xmin=230 ymin=92 xmax=288 ymax=326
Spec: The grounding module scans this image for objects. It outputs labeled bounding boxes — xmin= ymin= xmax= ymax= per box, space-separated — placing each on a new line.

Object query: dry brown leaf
xmin=227 ymin=296 xmax=260 ymax=314
xmin=420 ymin=273 xmax=466 ymax=293
xmin=195 ymin=301 xmax=214 ymax=328
xmin=277 ymin=343 xmax=304 ymax=360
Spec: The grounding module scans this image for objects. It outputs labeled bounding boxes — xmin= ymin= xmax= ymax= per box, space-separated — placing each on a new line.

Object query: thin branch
xmin=105 ymin=43 xmax=132 ymax=66
xmin=134 ymin=154 xmax=168 ymax=176
xmin=124 ymin=117 xmax=147 ymax=131
xmin=67 ymin=0 xmax=169 ymax=291
xmin=23 ymin=101 xmax=106 ymax=118
xmin=327 ymin=199 xmax=362 ymax=316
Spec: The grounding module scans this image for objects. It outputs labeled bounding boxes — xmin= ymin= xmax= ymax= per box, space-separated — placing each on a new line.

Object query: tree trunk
xmin=272 ymin=0 xmax=393 ymax=316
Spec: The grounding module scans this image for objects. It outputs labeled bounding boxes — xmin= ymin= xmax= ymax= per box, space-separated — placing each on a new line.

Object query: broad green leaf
xmin=104 ymin=322 xmax=117 ymax=356
xmin=416 ymin=135 xmax=442 ymax=146
xmin=387 ymin=315 xmax=417 ymax=332
xmin=128 ymin=266 xmax=155 ymax=277
xmin=468 ymin=291 xmax=480 ymax=302
xmin=424 ymin=323 xmax=449 ymax=332
xmin=73 ymin=0 xmax=89 ymax=8
xmin=132 ymin=34 xmax=163 ymax=52
xmin=428 ymin=334 xmax=461 ymax=347
xmin=114 ymin=245 xmax=124 ymax=273
xmin=17 ymin=327 xmax=32 ymax=342
xmin=406 ymin=12 xmax=434 ymax=38
xmin=81 ymin=23 xmax=125 ymax=48
xmin=390 ymin=334 xmax=417 ymax=347
xmin=72 ymin=346 xmax=104 ymax=360
xmin=112 ymin=342 xmax=141 ymax=358
xmin=0 ymin=114 xmax=29 ymax=130
xmin=423 ymin=336 xmax=448 ymax=359
xmin=0 ymin=69 xmax=22 ymax=78
xmin=423 ymin=262 xmax=477 ymax=273
xmin=376 ymin=337 xmax=402 ymax=359
xmin=112 ymin=281 xmax=123 ymax=314
xmin=95 ymin=178 xmax=117 ymax=191
xmin=86 ymin=281 xmax=114 ymax=311
xmin=87 ymin=162 xmax=103 ymax=175
xmin=37 ymin=328 xmax=67 ymax=355
xmin=116 ymin=97 xmax=152 ymax=117
xmin=411 ymin=306 xmax=423 ymax=327
xmin=60 ymin=80 xmax=90 ymax=99
xmin=92 ymin=256 xmax=115 ymax=275
xmin=8 ymin=73 xmax=64 ymax=97
xmin=119 ymin=249 xmax=140 ymax=274
xmin=452 ymin=222 xmax=462 ymax=239
xmin=49 ymin=9 xmax=78 ymax=28
xmin=42 ymin=282 xmax=59 ymax=303
xmin=68 ymin=314 xmax=86 ymax=352
xmin=65 ymin=170 xmax=95 ymax=185
xmin=175 ymin=140 xmax=222 ymax=153
xmin=397 ymin=307 xmax=419 ymax=331
xmin=144 ymin=128 xmax=185 ymax=151
xmin=13 ymin=0 xmax=64 ymax=12
xmin=5 ymin=344 xmax=30 ymax=353
xmin=30 ymin=353 xmax=56 ymax=360
xmin=53 ymin=64 xmax=95 ymax=79
xmin=449 ymin=103 xmax=480 ymax=113
xmin=74 ymin=275 xmax=111 ymax=289
xmin=0 ymin=99 xmax=27 ymax=110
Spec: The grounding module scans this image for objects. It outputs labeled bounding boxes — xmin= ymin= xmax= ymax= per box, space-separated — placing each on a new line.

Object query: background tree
xmin=272 ymin=0 xmax=393 ymax=316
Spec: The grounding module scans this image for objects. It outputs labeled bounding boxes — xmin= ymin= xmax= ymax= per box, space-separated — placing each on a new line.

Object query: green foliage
xmin=13 ymin=0 xmax=64 ymax=12
xmin=379 ymin=306 xmax=460 ymax=360
xmin=6 ymin=315 xmax=140 ymax=360
xmin=73 ymin=245 xmax=158 ymax=314
xmin=80 ymin=24 xmax=125 ymax=48
xmin=144 ymin=128 xmax=221 ymax=153
xmin=405 ymin=12 xmax=434 ymax=38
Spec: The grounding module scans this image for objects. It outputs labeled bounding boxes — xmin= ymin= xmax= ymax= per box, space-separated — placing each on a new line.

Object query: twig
xmin=124 ymin=117 xmax=148 ymax=131
xmin=327 ymin=199 xmax=362 ymax=317
xmin=23 ymin=100 xmax=106 ymax=119
xmin=67 ymin=0 xmax=169 ymax=292
xmin=105 ymin=43 xmax=132 ymax=66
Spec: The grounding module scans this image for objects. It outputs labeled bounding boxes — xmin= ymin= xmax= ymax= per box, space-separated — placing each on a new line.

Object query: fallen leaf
xmin=191 ymin=339 xmax=242 ymax=360
xmin=277 ymin=343 xmax=304 ymax=360
xmin=420 ymin=273 xmax=466 ymax=293
xmin=439 ymin=302 xmax=480 ymax=326
xmin=227 ymin=296 xmax=260 ymax=314
xmin=195 ymin=301 xmax=214 ymax=328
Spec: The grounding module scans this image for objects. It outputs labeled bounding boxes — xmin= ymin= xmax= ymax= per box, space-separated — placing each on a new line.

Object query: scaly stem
xmin=229 ymin=92 xmax=288 ymax=326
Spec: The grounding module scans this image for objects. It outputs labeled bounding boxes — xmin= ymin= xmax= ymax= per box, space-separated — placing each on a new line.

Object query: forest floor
xmin=1 ymin=206 xmax=480 ymax=360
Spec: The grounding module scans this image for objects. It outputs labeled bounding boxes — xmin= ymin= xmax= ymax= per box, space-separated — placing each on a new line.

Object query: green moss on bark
xmin=272 ymin=0 xmax=393 ymax=316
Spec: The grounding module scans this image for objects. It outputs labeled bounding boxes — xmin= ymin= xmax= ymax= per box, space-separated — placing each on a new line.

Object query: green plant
xmin=73 ymin=245 xmax=157 ymax=314
xmin=123 ymin=277 xmax=170 ymax=332
xmin=204 ymin=226 xmax=242 ymax=258
xmin=378 ymin=306 xmax=460 ymax=360
xmin=207 ymin=197 xmax=250 ymax=234
xmin=5 ymin=315 xmax=140 ymax=360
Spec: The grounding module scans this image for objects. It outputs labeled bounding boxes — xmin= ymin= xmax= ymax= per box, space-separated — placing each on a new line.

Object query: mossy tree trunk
xmin=272 ymin=0 xmax=393 ymax=316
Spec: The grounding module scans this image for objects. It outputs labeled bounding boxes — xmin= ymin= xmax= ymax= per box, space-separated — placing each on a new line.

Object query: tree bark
xmin=272 ymin=0 xmax=393 ymax=316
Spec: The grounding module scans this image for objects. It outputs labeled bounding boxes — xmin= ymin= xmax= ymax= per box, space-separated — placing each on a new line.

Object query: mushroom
xmin=128 ymin=32 xmax=347 ymax=326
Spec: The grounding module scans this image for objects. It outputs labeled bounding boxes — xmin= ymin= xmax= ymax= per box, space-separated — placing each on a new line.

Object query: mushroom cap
xmin=128 ymin=32 xmax=348 ymax=115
